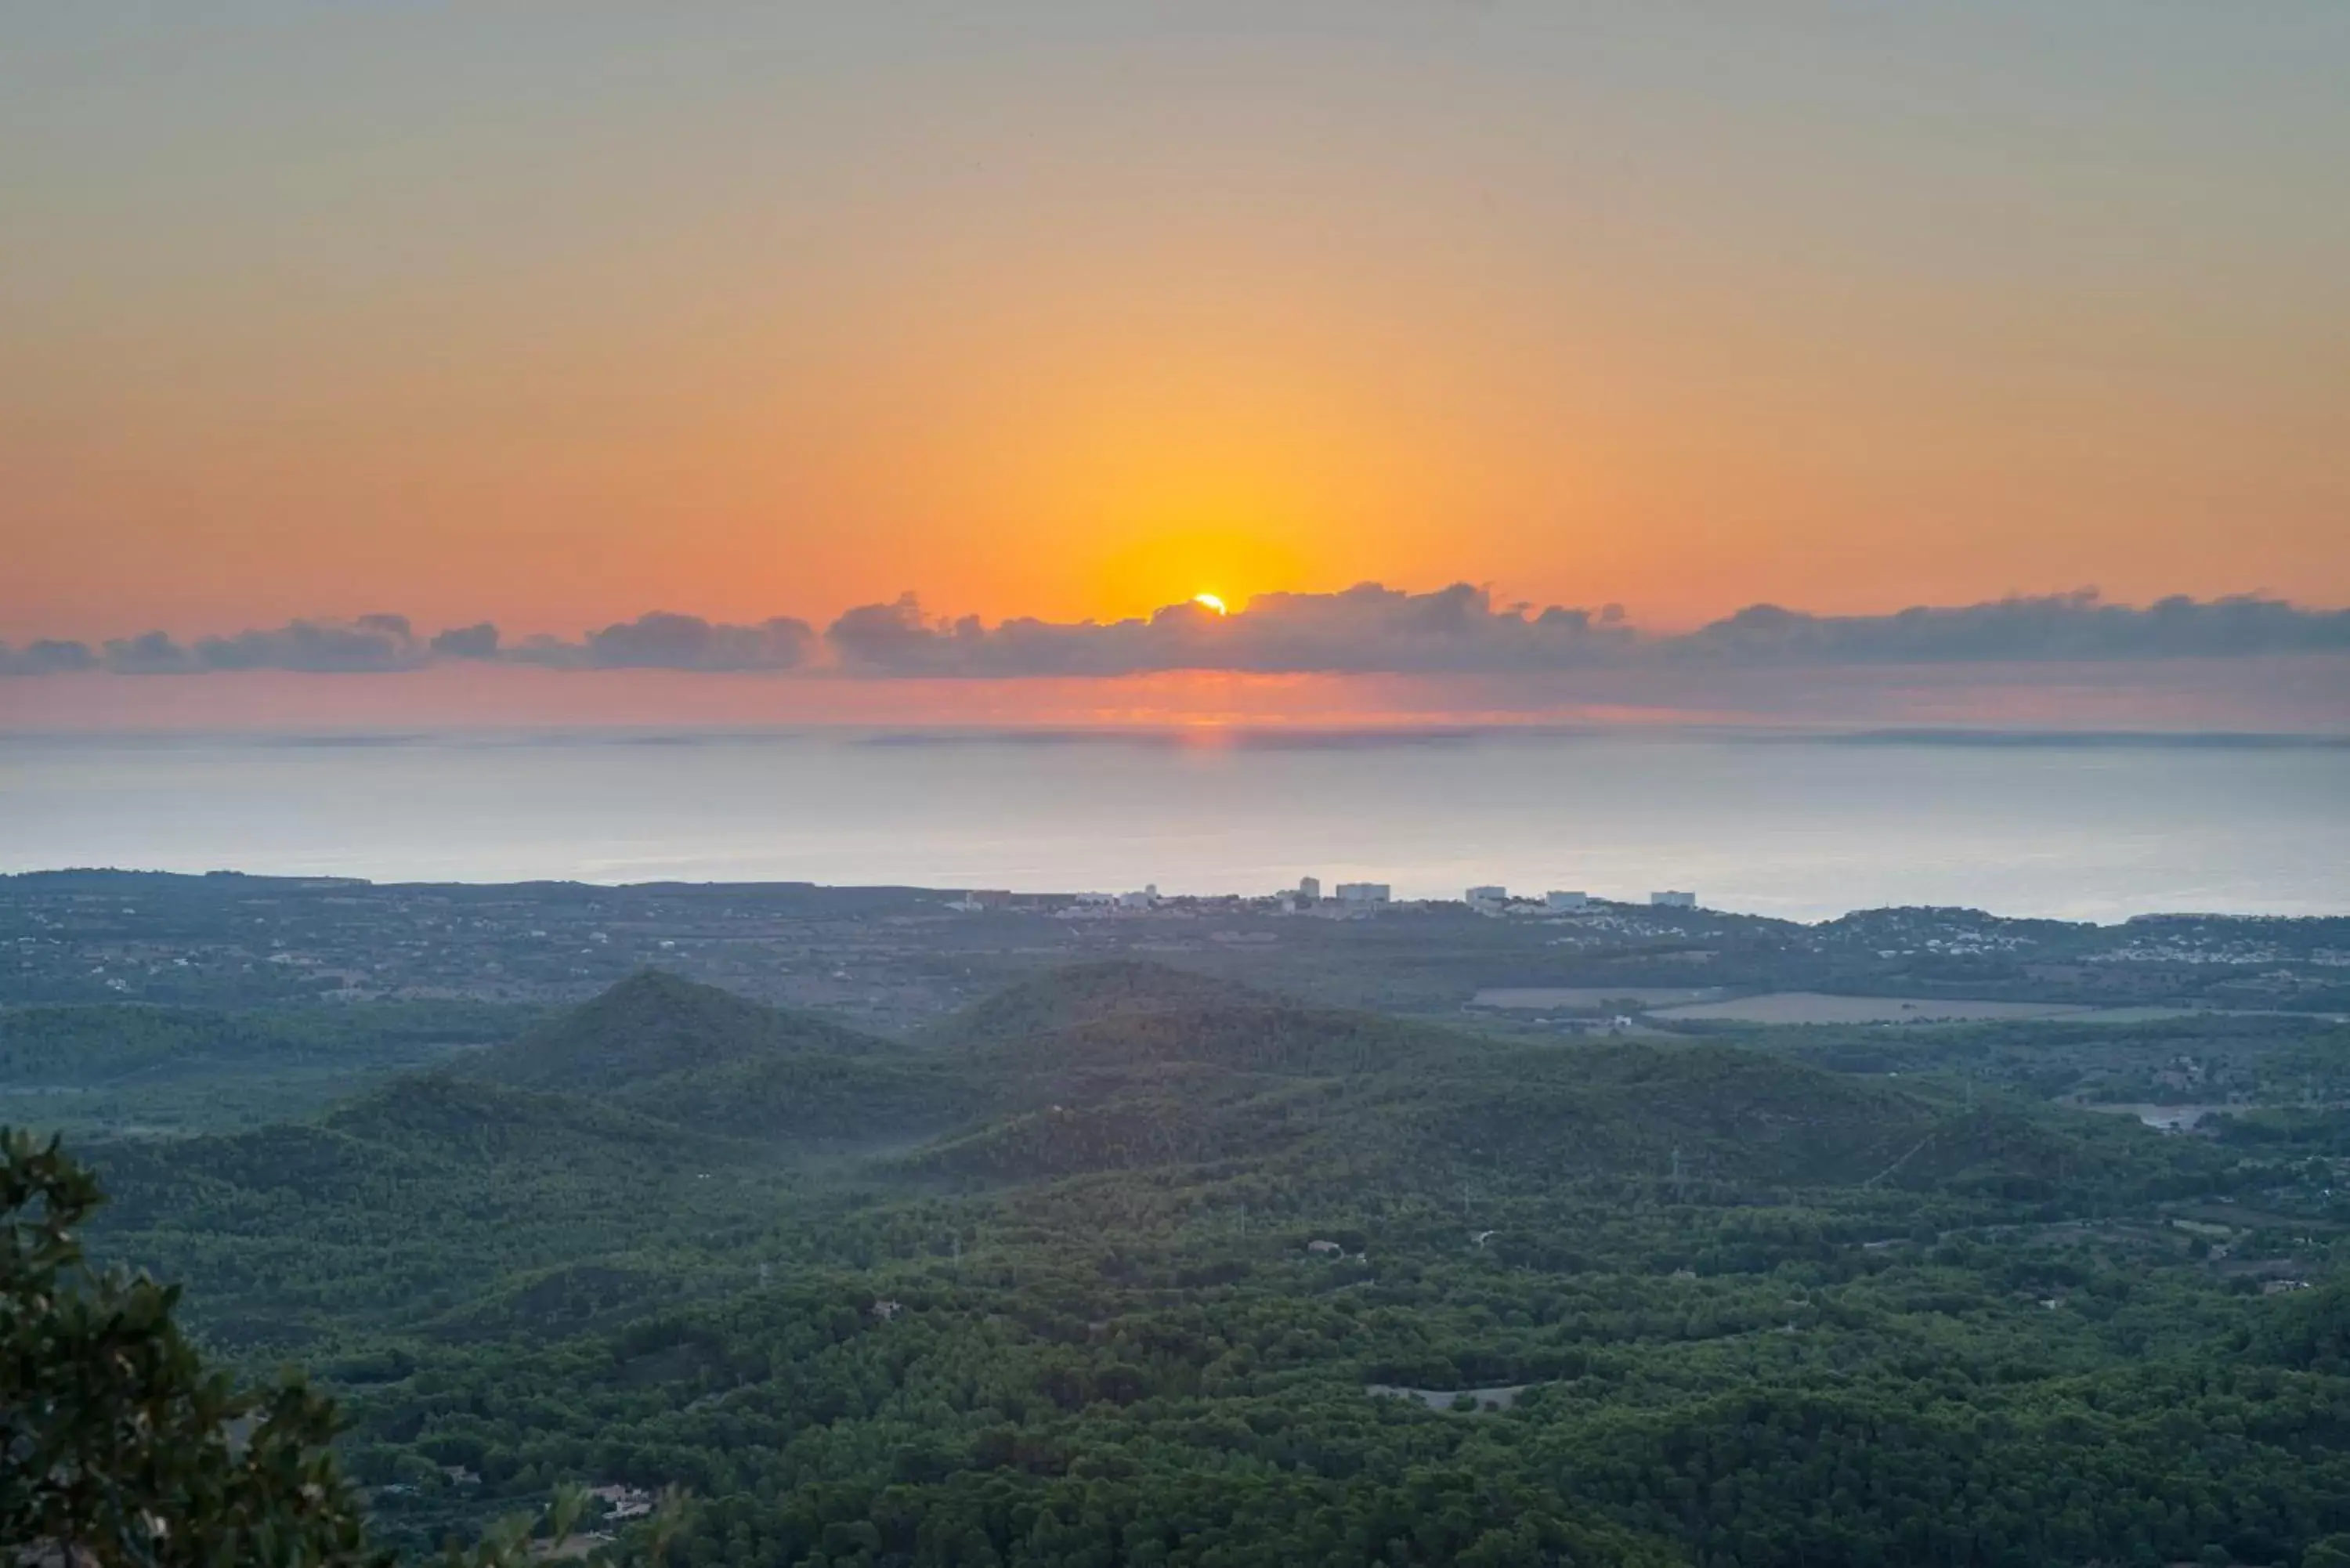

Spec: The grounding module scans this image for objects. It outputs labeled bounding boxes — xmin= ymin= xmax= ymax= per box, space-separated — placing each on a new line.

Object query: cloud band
xmin=5 ymin=587 xmax=2346 ymax=679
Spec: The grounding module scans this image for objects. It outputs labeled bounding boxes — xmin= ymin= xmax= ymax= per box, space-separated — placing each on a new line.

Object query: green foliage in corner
xmin=2 ymin=1128 xmax=686 ymax=1567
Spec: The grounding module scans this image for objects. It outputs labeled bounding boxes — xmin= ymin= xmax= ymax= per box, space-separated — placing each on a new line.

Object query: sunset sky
xmin=3 ymin=4 xmax=2346 ymax=728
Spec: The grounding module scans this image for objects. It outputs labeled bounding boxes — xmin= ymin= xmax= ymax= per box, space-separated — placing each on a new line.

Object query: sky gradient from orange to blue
xmin=2 ymin=3 xmax=2346 ymax=666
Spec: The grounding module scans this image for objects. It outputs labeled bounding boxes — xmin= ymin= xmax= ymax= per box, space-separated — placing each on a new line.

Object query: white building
xmin=1466 ymin=885 xmax=1508 ymax=910
xmin=1545 ymin=891 xmax=1589 ymax=912
xmin=1296 ymin=876 xmax=1321 ymax=904
xmin=1650 ymin=890 xmax=1697 ymax=909
xmin=1333 ymin=882 xmax=1390 ymax=906
xmin=1116 ymin=883 xmax=1159 ymax=910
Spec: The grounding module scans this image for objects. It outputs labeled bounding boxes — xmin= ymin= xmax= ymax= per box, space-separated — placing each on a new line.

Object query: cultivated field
xmin=1647 ymin=992 xmax=2094 ymax=1025
xmin=1473 ymin=985 xmax=1725 ymax=1010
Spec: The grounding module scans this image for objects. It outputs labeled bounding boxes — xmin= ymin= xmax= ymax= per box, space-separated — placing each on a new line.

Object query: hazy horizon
xmin=11 ymin=726 xmax=2345 ymax=922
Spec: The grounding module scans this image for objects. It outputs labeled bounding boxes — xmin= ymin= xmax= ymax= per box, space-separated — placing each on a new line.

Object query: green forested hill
xmin=464 ymin=969 xmax=891 ymax=1092
xmin=898 ymin=965 xmax=2228 ymax=1206
xmin=458 ymin=968 xmax=888 ymax=1090
xmin=452 ymin=968 xmax=961 ymax=1141
xmin=0 ymin=999 xmax=537 ymax=1084
xmin=0 ymin=998 xmax=539 ymax=1133
xmin=45 ymin=964 xmax=2350 ymax=1566
xmin=325 ymin=1072 xmax=695 ymax=1162
xmin=611 ymin=1048 xmax=971 ymax=1145
xmin=913 ymin=961 xmax=1259 ymax=1050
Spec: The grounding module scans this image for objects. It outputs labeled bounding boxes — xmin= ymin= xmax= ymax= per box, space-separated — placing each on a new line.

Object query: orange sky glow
xmin=2 ymin=5 xmax=2345 ymax=714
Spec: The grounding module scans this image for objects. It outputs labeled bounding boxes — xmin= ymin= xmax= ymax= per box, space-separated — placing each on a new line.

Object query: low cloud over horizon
xmin=6 ymin=587 xmax=2350 ymax=681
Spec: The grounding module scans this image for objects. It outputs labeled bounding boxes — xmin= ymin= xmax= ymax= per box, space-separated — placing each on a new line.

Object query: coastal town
xmin=5 ymin=869 xmax=2345 ymax=1035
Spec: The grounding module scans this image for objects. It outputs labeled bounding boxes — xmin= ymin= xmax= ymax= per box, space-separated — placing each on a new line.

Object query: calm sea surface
xmin=4 ymin=729 xmax=2345 ymax=922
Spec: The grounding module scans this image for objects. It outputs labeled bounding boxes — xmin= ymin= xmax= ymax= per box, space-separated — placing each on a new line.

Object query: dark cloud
xmin=56 ymin=622 xmax=428 ymax=674
xmin=192 ymin=617 xmax=424 ymax=673
xmin=1676 ymin=592 xmax=2350 ymax=663
xmin=100 ymin=631 xmax=199 ymax=674
xmin=430 ymin=622 xmax=501 ymax=659
xmin=10 ymin=589 xmax=2345 ymax=679
xmin=0 ymin=638 xmax=99 ymax=675
xmin=494 ymin=612 xmax=819 ymax=671
xmin=827 ymin=586 xmax=2350 ymax=677
xmin=578 ymin=611 xmax=815 ymax=671
xmin=9 ymin=612 xmax=812 ymax=676
xmin=827 ymin=583 xmax=1636 ymax=677
xmin=1214 ymin=583 xmax=1632 ymax=673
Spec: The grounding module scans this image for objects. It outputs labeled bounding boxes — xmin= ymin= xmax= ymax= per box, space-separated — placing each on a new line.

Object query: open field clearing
xmin=1649 ymin=992 xmax=2095 ymax=1025
xmin=1472 ymin=986 xmax=1726 ymax=1010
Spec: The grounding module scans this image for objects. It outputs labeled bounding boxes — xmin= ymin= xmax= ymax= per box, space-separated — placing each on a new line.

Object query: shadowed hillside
xmin=1349 ymin=1039 xmax=2225 ymax=1198
xmin=915 ymin=959 xmax=1263 ymax=1049
xmin=924 ymin=959 xmax=1488 ymax=1082
xmin=896 ymin=965 xmax=2221 ymax=1201
xmin=88 ymin=965 xmax=2218 ymax=1207
xmin=463 ymin=968 xmax=888 ymax=1091
xmin=454 ymin=968 xmax=958 ymax=1140
xmin=324 ymin=1073 xmax=690 ymax=1164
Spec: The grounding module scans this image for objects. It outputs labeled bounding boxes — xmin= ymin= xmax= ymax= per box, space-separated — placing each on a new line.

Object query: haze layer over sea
xmin=5 ymin=728 xmax=2345 ymax=923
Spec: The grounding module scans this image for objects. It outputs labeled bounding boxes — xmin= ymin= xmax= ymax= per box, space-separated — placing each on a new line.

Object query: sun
xmin=1193 ymin=592 xmax=1229 ymax=616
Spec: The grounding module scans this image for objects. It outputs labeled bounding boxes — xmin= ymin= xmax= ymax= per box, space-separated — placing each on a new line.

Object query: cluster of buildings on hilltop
xmin=1464 ymin=883 xmax=1696 ymax=913
xmin=949 ymin=878 xmax=1702 ymax=916
xmin=1287 ymin=878 xmax=1699 ymax=914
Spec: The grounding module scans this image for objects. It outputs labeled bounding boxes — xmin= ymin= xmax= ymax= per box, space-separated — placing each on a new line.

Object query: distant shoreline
xmin=4 ymin=865 xmax=2347 ymax=931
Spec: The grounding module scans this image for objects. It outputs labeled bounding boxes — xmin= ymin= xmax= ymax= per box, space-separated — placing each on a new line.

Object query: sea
xmin=4 ymin=728 xmax=2347 ymax=923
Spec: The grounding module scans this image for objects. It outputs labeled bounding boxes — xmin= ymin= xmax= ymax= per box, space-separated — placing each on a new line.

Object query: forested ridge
xmin=21 ymin=963 xmax=2350 ymax=1566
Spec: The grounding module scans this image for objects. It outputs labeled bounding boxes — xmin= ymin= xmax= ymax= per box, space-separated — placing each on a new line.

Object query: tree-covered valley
xmin=11 ymin=945 xmax=2349 ymax=1567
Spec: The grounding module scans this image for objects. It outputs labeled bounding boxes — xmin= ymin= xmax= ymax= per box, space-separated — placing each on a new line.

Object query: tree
xmin=0 ymin=1129 xmax=593 ymax=1567
xmin=2305 ymin=1536 xmax=2350 ymax=1568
